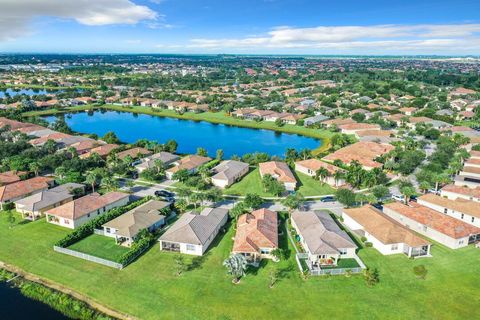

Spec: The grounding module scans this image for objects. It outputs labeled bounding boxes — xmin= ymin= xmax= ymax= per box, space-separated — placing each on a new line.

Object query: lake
xmin=45 ymin=110 xmax=321 ymax=158
xmin=0 ymin=282 xmax=67 ymax=319
xmin=0 ymin=88 xmax=57 ymax=98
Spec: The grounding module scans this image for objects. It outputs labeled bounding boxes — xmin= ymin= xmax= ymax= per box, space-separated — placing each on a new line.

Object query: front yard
xmin=67 ymin=234 xmax=129 ymax=262
xmin=1 ymin=210 xmax=480 ymax=320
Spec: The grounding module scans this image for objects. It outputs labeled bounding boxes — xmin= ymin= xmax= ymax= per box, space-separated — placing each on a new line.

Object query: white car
xmin=391 ymin=194 xmax=404 ymax=202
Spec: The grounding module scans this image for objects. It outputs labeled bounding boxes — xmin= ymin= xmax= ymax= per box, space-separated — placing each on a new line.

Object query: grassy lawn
xmin=322 ymin=258 xmax=360 ymax=269
xmin=23 ymin=104 xmax=334 ymax=153
xmin=295 ymin=172 xmax=335 ymax=197
xmin=67 ymin=234 xmax=129 ymax=262
xmin=1 ymin=210 xmax=480 ymax=320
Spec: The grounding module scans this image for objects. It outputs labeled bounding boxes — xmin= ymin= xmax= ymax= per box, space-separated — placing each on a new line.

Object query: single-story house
xmin=0 ymin=176 xmax=54 ymax=210
xmin=232 ymin=208 xmax=278 ymax=262
xmin=0 ymin=171 xmax=27 ymax=186
xmin=338 ymin=123 xmax=381 ymax=135
xmin=45 ymin=192 xmax=130 ymax=229
xmin=323 ymin=141 xmax=394 ymax=170
xmin=15 ymin=183 xmax=84 ymax=220
xmin=440 ymin=184 xmax=480 ymax=202
xmin=303 ymin=114 xmax=329 ymax=126
xmin=103 ymin=200 xmax=170 ymax=247
xmin=291 ymin=210 xmax=358 ymax=269
xmin=165 ymin=155 xmax=211 ymax=179
xmin=417 ymin=194 xmax=480 ymax=228
xmin=135 ymin=152 xmax=180 ymax=173
xmin=116 ymin=147 xmax=152 ymax=161
xmin=383 ymin=202 xmax=480 ymax=249
xmin=342 ymin=205 xmax=432 ymax=258
xmin=294 ymin=158 xmax=345 ymax=187
xmin=159 ymin=207 xmax=228 ymax=256
xmin=259 ymin=161 xmax=297 ymax=191
xmin=211 ymin=160 xmax=249 ymax=188
xmin=79 ymin=144 xmax=119 ymax=159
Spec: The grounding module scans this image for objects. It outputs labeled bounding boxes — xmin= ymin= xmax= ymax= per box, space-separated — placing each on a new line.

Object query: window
xmin=64 ymin=219 xmax=69 ymax=224
xmin=339 ymin=248 xmax=347 ymax=255
xmin=87 ymin=213 xmax=90 ymax=218
xmin=461 ymin=214 xmax=464 ymax=219
xmin=391 ymin=244 xmax=398 ymax=251
xmin=459 ymin=240 xmax=464 ymax=245
xmin=472 ymin=217 xmax=475 ymax=223
xmin=443 ymin=208 xmax=447 ymax=214
xmin=106 ymin=228 xmax=111 ymax=233
xmin=260 ymin=249 xmax=270 ymax=254
xmin=186 ymin=244 xmax=196 ymax=251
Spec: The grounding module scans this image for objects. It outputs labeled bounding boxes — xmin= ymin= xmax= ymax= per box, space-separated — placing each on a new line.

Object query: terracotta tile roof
xmin=409 ymin=116 xmax=433 ymax=124
xmin=463 ymin=166 xmax=480 ymax=175
xmin=45 ymin=192 xmax=129 ymax=220
xmin=29 ymin=132 xmax=72 ymax=146
xmin=0 ymin=171 xmax=27 ymax=185
xmin=339 ymin=123 xmax=381 ymax=131
xmin=355 ymin=130 xmax=392 ymax=137
xmin=259 ymin=161 xmax=296 ymax=183
xmin=343 ymin=205 xmax=430 ymax=247
xmin=80 ymin=144 xmax=119 ymax=158
xmin=418 ymin=194 xmax=480 ymax=218
xmin=384 ymin=202 xmax=480 ymax=239
xmin=321 ymin=118 xmax=356 ymax=126
xmin=295 ymin=159 xmax=342 ymax=175
xmin=323 ymin=141 xmax=394 ymax=169
xmin=470 ymin=150 xmax=480 ymax=159
xmin=116 ymin=147 xmax=152 ymax=160
xmin=0 ymin=176 xmax=53 ymax=202
xmin=441 ymin=184 xmax=480 ymax=199
xmin=233 ymin=209 xmax=278 ymax=254
xmin=166 ymin=155 xmax=212 ymax=174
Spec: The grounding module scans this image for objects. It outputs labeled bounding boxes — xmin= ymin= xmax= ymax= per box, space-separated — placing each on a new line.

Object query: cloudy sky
xmin=0 ymin=0 xmax=479 ymax=55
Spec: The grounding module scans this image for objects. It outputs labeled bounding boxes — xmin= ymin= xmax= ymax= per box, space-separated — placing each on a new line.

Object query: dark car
xmin=154 ymin=190 xmax=174 ymax=198
xmin=372 ymin=203 xmax=383 ymax=211
xmin=320 ymin=196 xmax=335 ymax=202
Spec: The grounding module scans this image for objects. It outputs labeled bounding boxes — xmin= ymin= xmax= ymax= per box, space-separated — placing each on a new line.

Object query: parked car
xmin=155 ymin=189 xmax=174 ymax=199
xmin=372 ymin=203 xmax=383 ymax=211
xmin=320 ymin=196 xmax=335 ymax=203
xmin=410 ymin=195 xmax=418 ymax=202
xmin=391 ymin=194 xmax=404 ymax=202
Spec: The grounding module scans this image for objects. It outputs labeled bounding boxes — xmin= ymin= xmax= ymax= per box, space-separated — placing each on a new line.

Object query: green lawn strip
xmin=223 ymin=168 xmax=273 ymax=197
xmin=22 ymin=104 xmax=333 ymax=153
xmin=295 ymin=171 xmax=335 ymax=196
xmin=0 ymin=210 xmax=479 ymax=319
xmin=321 ymin=258 xmax=360 ymax=269
xmin=67 ymin=234 xmax=129 ymax=262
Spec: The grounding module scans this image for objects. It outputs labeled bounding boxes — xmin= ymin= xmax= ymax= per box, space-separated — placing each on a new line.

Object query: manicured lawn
xmin=67 ymin=234 xmax=129 ymax=262
xmin=295 ymin=172 xmax=335 ymax=197
xmin=322 ymin=258 xmax=360 ymax=269
xmin=224 ymin=168 xmax=273 ymax=197
xmin=0 ymin=210 xmax=480 ymax=320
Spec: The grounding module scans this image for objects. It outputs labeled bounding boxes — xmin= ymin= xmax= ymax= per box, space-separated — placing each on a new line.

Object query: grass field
xmin=67 ymin=234 xmax=129 ymax=262
xmin=22 ymin=104 xmax=334 ymax=153
xmin=1 ymin=210 xmax=480 ymax=319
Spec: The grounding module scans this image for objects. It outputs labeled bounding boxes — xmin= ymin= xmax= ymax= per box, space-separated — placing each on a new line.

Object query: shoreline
xmin=23 ymin=104 xmax=332 ymax=154
xmin=0 ymin=261 xmax=134 ymax=320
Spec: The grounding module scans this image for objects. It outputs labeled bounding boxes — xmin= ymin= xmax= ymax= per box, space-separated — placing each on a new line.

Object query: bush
xmin=413 ymin=265 xmax=428 ymax=280
xmin=364 ymin=242 xmax=373 ymax=247
xmin=55 ymin=197 xmax=152 ymax=248
xmin=118 ymin=232 xmax=155 ymax=266
xmin=2 ymin=202 xmax=15 ymax=210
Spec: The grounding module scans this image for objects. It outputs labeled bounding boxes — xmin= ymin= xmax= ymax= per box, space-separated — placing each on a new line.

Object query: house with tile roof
xmin=102 ymin=200 xmax=170 ymax=247
xmin=338 ymin=123 xmax=381 ymax=135
xmin=211 ymin=160 xmax=249 ymax=189
xmin=259 ymin=161 xmax=297 ymax=191
xmin=159 ymin=207 xmax=228 ymax=256
xmin=294 ymin=158 xmax=345 ymax=187
xmin=0 ymin=176 xmax=54 ymax=210
xmin=79 ymin=144 xmax=119 ymax=159
xmin=323 ymin=141 xmax=394 ymax=170
xmin=417 ymin=194 xmax=480 ymax=228
xmin=135 ymin=152 xmax=180 ymax=173
xmin=383 ymin=202 xmax=480 ymax=249
xmin=45 ymin=192 xmax=130 ymax=229
xmin=116 ymin=147 xmax=152 ymax=161
xmin=342 ymin=205 xmax=431 ymax=258
xmin=165 ymin=155 xmax=212 ymax=179
xmin=0 ymin=171 xmax=27 ymax=186
xmin=440 ymin=184 xmax=480 ymax=202
xmin=292 ymin=210 xmax=358 ymax=269
xmin=232 ymin=209 xmax=278 ymax=263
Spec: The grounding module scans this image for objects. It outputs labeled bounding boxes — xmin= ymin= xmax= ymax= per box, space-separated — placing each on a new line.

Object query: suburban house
xmin=135 ymin=152 xmax=180 ymax=173
xmin=102 ymin=200 xmax=170 ymax=247
xmin=323 ymin=141 xmax=395 ymax=170
xmin=165 ymin=155 xmax=212 ymax=179
xmin=0 ymin=171 xmax=27 ymax=186
xmin=15 ymin=183 xmax=84 ymax=220
xmin=0 ymin=176 xmax=54 ymax=210
xmin=342 ymin=205 xmax=432 ymax=258
xmin=440 ymin=184 xmax=480 ymax=202
xmin=291 ymin=210 xmax=358 ymax=269
xmin=294 ymin=158 xmax=345 ymax=187
xmin=259 ymin=161 xmax=297 ymax=191
xmin=417 ymin=194 xmax=480 ymax=228
xmin=211 ymin=160 xmax=249 ymax=188
xmin=79 ymin=144 xmax=119 ymax=159
xmin=116 ymin=147 xmax=152 ymax=161
xmin=303 ymin=114 xmax=329 ymax=126
xmin=159 ymin=207 xmax=228 ymax=256
xmin=232 ymin=209 xmax=278 ymax=263
xmin=338 ymin=123 xmax=381 ymax=134
xmin=45 ymin=192 xmax=130 ymax=229
xmin=383 ymin=202 xmax=480 ymax=249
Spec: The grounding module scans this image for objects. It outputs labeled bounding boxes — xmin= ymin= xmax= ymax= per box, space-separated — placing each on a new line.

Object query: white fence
xmin=53 ymin=246 xmax=123 ymax=269
xmin=295 ymin=253 xmax=365 ymax=276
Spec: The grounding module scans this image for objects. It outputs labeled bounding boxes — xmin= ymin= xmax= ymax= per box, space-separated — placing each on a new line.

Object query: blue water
xmin=44 ymin=111 xmax=321 ymax=158
xmin=0 ymin=88 xmax=57 ymax=98
xmin=0 ymin=282 xmax=68 ymax=319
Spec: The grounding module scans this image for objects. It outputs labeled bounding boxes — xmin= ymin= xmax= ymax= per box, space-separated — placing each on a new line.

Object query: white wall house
xmin=418 ymin=194 xmax=480 ymax=228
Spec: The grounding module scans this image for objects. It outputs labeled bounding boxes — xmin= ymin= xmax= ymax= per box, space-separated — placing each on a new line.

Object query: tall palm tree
xmin=333 ymin=170 xmax=344 ymax=187
xmin=85 ymin=171 xmax=99 ymax=193
xmin=315 ymin=167 xmax=330 ymax=184
xmin=223 ymin=254 xmax=248 ymax=284
xmin=29 ymin=162 xmax=40 ymax=177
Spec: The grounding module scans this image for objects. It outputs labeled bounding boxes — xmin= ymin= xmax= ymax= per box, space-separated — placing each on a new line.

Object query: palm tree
xmin=315 ymin=167 xmax=330 ymax=184
xmin=54 ymin=167 xmax=66 ymax=182
xmin=101 ymin=176 xmax=119 ymax=192
xmin=223 ymin=254 xmax=248 ymax=284
xmin=333 ymin=170 xmax=344 ymax=187
xmin=29 ymin=162 xmax=40 ymax=176
xmin=400 ymin=186 xmax=416 ymax=204
xmin=433 ymin=173 xmax=450 ymax=192
xmin=85 ymin=171 xmax=99 ymax=193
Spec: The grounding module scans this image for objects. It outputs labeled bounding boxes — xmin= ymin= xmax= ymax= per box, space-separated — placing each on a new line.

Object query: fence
xmin=53 ymin=246 xmax=123 ymax=270
xmin=93 ymin=229 xmax=105 ymax=236
xmin=310 ymin=267 xmax=363 ymax=276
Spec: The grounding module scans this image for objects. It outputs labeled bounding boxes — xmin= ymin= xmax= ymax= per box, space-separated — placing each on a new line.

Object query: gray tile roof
xmin=159 ymin=207 xmax=228 ymax=246
xmin=136 ymin=152 xmax=180 ymax=170
xmin=292 ymin=210 xmax=357 ymax=255
xmin=211 ymin=160 xmax=249 ymax=181
xmin=14 ymin=183 xmax=84 ymax=212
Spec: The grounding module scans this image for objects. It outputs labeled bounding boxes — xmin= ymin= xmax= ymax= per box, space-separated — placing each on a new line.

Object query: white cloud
xmin=0 ymin=0 xmax=158 ymax=41
xmin=185 ymin=23 xmax=480 ymax=53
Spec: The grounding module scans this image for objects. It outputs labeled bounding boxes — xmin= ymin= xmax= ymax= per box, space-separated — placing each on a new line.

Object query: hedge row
xmin=55 ymin=196 xmax=153 ymax=248
xmin=118 ymin=234 xmax=155 ymax=266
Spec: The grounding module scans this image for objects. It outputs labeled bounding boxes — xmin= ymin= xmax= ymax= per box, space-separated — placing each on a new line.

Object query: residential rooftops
xmin=233 ymin=208 xmax=278 ymax=254
xmin=418 ymin=194 xmax=480 ymax=218
xmin=0 ymin=176 xmax=54 ymax=202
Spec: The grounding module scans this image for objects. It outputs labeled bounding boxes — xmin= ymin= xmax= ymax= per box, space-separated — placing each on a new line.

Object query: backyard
xmin=0 ymin=210 xmax=479 ymax=319
xmin=67 ymin=234 xmax=129 ymax=262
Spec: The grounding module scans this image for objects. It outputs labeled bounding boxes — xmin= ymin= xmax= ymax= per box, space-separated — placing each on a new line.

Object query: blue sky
xmin=1 ymin=0 xmax=480 ymax=55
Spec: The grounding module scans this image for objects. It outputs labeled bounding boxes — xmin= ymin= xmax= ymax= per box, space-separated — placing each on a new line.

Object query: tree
xmin=29 ymin=161 xmax=40 ymax=176
xmin=419 ymin=181 xmax=431 ymax=194
xmin=243 ymin=193 xmax=264 ymax=209
xmin=315 ymin=167 xmax=330 ymax=184
xmin=275 ymin=118 xmax=284 ymax=127
xmin=269 ymin=269 xmax=280 ymax=288
xmin=299 ymin=149 xmax=312 ymax=160
xmin=335 ymin=188 xmax=356 ymax=207
xmin=433 ymin=173 xmax=450 ymax=192
xmin=174 ymin=198 xmax=188 ymax=213
xmin=230 ymin=202 xmax=247 ymax=226
xmin=363 ymin=268 xmax=380 ymax=287
xmin=223 ymin=254 xmax=248 ymax=283
xmin=333 ymin=170 xmax=344 ymax=187
xmin=197 ymin=147 xmax=208 ymax=157
xmin=164 ymin=140 xmax=178 ymax=153
xmin=262 ymin=174 xmax=285 ymax=196
xmin=101 ymin=176 xmax=119 ymax=192
xmin=174 ymin=255 xmax=187 ymax=276
xmin=400 ymin=186 xmax=416 ymax=204
xmin=102 ymin=131 xmax=121 ymax=144
xmin=281 ymin=193 xmax=305 ymax=216
xmin=6 ymin=211 xmax=16 ymax=228
xmin=413 ymin=265 xmax=428 ymax=280
xmin=371 ymin=185 xmax=390 ymax=201
xmin=85 ymin=170 xmax=100 ymax=192
xmin=172 ymin=169 xmax=190 ymax=182
xmin=216 ymin=149 xmax=224 ymax=161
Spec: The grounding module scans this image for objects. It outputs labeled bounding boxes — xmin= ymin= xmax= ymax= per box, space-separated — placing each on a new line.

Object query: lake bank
xmin=24 ymin=104 xmax=332 ymax=154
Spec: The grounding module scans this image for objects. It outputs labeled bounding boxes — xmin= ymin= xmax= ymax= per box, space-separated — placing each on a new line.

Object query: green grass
xmin=322 ymin=258 xmax=360 ymax=269
xmin=295 ymin=172 xmax=335 ymax=196
xmin=23 ymin=104 xmax=334 ymax=153
xmin=67 ymin=234 xmax=129 ymax=262
xmin=1 ymin=210 xmax=480 ymax=320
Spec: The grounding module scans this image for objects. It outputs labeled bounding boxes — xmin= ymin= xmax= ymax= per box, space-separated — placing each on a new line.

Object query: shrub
xmin=55 ymin=197 xmax=152 ymax=248
xmin=364 ymin=242 xmax=373 ymax=247
xmin=413 ymin=265 xmax=428 ymax=280
xmin=118 ymin=231 xmax=155 ymax=266
xmin=2 ymin=202 xmax=15 ymax=210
